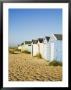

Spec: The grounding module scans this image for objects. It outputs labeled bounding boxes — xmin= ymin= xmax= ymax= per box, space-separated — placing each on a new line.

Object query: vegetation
xmin=48 ymin=60 xmax=62 ymax=66
xmin=15 ymin=48 xmax=21 ymax=52
xmin=9 ymin=49 xmax=15 ymax=54
xmin=35 ymin=53 xmax=42 ymax=58
xmin=22 ymin=50 xmax=31 ymax=54
xmin=9 ymin=46 xmax=17 ymax=49
xmin=9 ymin=47 xmax=21 ymax=54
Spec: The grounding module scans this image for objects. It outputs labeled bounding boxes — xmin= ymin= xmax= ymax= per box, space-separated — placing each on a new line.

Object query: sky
xmin=9 ymin=9 xmax=62 ymax=47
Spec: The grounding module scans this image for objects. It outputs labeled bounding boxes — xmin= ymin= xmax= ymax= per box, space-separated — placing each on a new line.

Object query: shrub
xmin=22 ymin=50 xmax=31 ymax=54
xmin=9 ymin=48 xmax=21 ymax=54
xmin=48 ymin=60 xmax=62 ymax=66
xmin=35 ymin=53 xmax=42 ymax=59
xmin=15 ymin=48 xmax=21 ymax=52
xmin=9 ymin=49 xmax=15 ymax=54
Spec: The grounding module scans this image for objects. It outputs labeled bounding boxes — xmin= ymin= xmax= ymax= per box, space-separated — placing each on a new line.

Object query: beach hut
xmin=18 ymin=45 xmax=22 ymax=50
xmin=49 ymin=34 xmax=62 ymax=62
xmin=43 ymin=36 xmax=50 ymax=60
xmin=18 ymin=43 xmax=24 ymax=51
xmin=21 ymin=41 xmax=32 ymax=52
xmin=31 ymin=39 xmax=38 ymax=56
xmin=37 ymin=38 xmax=44 ymax=58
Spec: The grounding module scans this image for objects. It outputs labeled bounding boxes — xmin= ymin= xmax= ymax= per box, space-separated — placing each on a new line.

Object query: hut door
xmin=51 ymin=42 xmax=54 ymax=61
xmin=32 ymin=45 xmax=33 ymax=56
xmin=43 ymin=44 xmax=48 ymax=60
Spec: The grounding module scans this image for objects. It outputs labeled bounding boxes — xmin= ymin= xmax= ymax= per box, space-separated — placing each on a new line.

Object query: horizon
xmin=9 ymin=9 xmax=62 ymax=47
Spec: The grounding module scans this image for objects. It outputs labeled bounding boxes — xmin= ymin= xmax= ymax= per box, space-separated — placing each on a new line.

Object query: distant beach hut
xmin=18 ymin=44 xmax=23 ymax=51
xmin=43 ymin=36 xmax=50 ymax=60
xmin=49 ymin=34 xmax=62 ymax=62
xmin=21 ymin=41 xmax=32 ymax=52
xmin=31 ymin=39 xmax=38 ymax=56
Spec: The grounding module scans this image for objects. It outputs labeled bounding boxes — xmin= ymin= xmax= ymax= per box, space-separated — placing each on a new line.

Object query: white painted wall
xmin=49 ymin=35 xmax=62 ymax=62
xmin=43 ymin=38 xmax=51 ymax=60
xmin=54 ymin=41 xmax=62 ymax=62
xmin=18 ymin=46 xmax=22 ymax=50
xmin=32 ymin=44 xmax=39 ymax=56
xmin=39 ymin=43 xmax=44 ymax=58
xmin=43 ymin=43 xmax=51 ymax=60
xmin=21 ymin=45 xmax=32 ymax=52
xmin=51 ymin=42 xmax=55 ymax=61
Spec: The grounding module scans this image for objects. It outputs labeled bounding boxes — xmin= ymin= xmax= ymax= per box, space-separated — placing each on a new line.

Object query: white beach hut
xmin=31 ymin=40 xmax=39 ymax=56
xmin=18 ymin=44 xmax=23 ymax=51
xmin=43 ymin=36 xmax=50 ymax=60
xmin=18 ymin=45 xmax=22 ymax=50
xmin=49 ymin=34 xmax=62 ymax=62
xmin=37 ymin=38 xmax=44 ymax=58
xmin=21 ymin=41 xmax=32 ymax=53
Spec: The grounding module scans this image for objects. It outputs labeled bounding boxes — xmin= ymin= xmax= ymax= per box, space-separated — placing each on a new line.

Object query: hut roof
xmin=21 ymin=42 xmax=24 ymax=45
xmin=32 ymin=40 xmax=38 ymax=44
xmin=38 ymin=38 xmax=43 ymax=43
xmin=45 ymin=36 xmax=50 ymax=41
xmin=54 ymin=34 xmax=62 ymax=40
xmin=25 ymin=41 xmax=32 ymax=44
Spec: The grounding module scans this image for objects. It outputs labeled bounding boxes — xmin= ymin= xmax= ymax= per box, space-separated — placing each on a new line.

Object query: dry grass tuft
xmin=34 ymin=53 xmax=42 ymax=58
xmin=9 ymin=48 xmax=21 ymax=54
xmin=9 ymin=49 xmax=15 ymax=54
xmin=48 ymin=60 xmax=62 ymax=66
xmin=21 ymin=50 xmax=31 ymax=54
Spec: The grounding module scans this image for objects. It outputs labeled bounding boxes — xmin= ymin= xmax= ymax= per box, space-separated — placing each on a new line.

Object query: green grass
xmin=48 ymin=60 xmax=62 ymax=66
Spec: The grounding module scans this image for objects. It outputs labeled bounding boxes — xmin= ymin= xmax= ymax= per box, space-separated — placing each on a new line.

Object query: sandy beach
xmin=9 ymin=53 xmax=62 ymax=81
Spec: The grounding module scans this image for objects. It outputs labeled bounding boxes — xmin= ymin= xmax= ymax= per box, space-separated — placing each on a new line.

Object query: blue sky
xmin=9 ymin=9 xmax=62 ymax=46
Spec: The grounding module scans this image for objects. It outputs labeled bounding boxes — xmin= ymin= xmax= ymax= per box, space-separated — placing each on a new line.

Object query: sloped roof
xmin=25 ymin=41 xmax=32 ymax=44
xmin=32 ymin=40 xmax=38 ymax=44
xmin=54 ymin=34 xmax=62 ymax=40
xmin=45 ymin=36 xmax=50 ymax=41
xmin=21 ymin=42 xmax=24 ymax=45
xmin=38 ymin=38 xmax=43 ymax=43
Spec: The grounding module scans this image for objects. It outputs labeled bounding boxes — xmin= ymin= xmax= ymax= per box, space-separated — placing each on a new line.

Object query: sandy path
xmin=9 ymin=53 xmax=62 ymax=81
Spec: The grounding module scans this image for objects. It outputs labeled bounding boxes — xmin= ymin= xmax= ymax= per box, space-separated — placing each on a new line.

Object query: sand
xmin=9 ymin=53 xmax=62 ymax=81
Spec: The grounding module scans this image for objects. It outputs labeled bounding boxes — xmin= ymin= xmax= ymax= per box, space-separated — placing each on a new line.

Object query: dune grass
xmin=9 ymin=47 xmax=21 ymax=54
xmin=34 ymin=53 xmax=42 ymax=59
xmin=48 ymin=60 xmax=62 ymax=66
xmin=21 ymin=50 xmax=31 ymax=54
